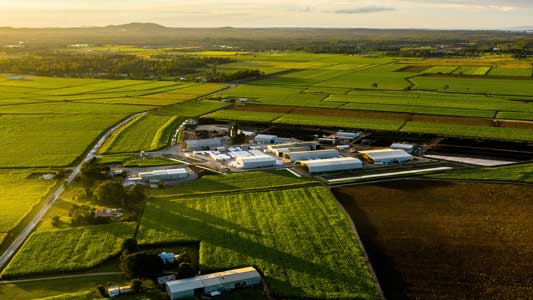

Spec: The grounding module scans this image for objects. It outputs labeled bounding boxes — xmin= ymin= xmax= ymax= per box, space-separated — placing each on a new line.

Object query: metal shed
xmin=235 ymin=155 xmax=276 ymax=169
xmin=285 ymin=149 xmax=339 ymax=162
xmin=359 ymin=148 xmax=413 ymax=165
xmin=185 ymin=138 xmax=223 ymax=150
xmin=298 ymin=157 xmax=363 ymax=173
xmin=165 ymin=267 xmax=261 ymax=300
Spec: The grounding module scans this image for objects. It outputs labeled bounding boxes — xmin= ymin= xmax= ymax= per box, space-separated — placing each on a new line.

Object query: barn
xmin=235 ymin=155 xmax=276 ymax=169
xmin=165 ymin=267 xmax=261 ymax=300
xmin=285 ymin=149 xmax=339 ymax=162
xmin=185 ymin=138 xmax=223 ymax=150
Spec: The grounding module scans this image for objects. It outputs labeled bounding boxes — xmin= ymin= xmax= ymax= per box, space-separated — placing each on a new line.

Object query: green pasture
xmin=421 ymin=66 xmax=458 ymax=74
xmin=412 ymin=76 xmax=533 ymax=96
xmin=138 ymin=187 xmax=379 ymax=300
xmin=0 ymin=169 xmax=57 ymax=237
xmin=152 ymin=170 xmax=317 ymax=198
xmin=488 ymin=66 xmax=533 ymax=77
xmin=428 ymin=163 xmax=533 ymax=183
xmin=1 ymin=223 xmax=136 ymax=278
xmin=452 ymin=66 xmax=491 ymax=75
xmin=203 ymin=110 xmax=283 ymax=122
xmin=273 ymin=114 xmax=405 ymax=131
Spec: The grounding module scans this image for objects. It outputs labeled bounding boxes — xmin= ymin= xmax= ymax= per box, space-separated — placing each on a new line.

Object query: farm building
xmin=137 ymin=168 xmax=190 ymax=182
xmin=108 ymin=285 xmax=134 ymax=298
xmin=185 ymin=138 xmax=223 ymax=150
xmin=390 ymin=143 xmax=416 ymax=154
xmin=165 ymin=267 xmax=261 ymax=300
xmin=267 ymin=142 xmax=319 ymax=157
xmin=255 ymin=134 xmax=278 ymax=144
xmin=298 ymin=157 xmax=363 ymax=173
xmin=359 ymin=149 xmax=413 ymax=165
xmin=159 ymin=252 xmax=177 ymax=264
xmin=157 ymin=275 xmax=177 ymax=286
xmin=235 ymin=155 xmax=277 ymax=169
xmin=285 ymin=149 xmax=339 ymax=162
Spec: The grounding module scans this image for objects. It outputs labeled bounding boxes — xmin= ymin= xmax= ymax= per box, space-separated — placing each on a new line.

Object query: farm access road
xmin=0 ymin=112 xmax=148 ymax=271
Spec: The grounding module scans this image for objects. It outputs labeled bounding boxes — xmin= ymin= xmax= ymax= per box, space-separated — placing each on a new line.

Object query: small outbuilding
xmin=390 ymin=143 xmax=416 ymax=154
xmin=285 ymin=149 xmax=339 ymax=162
xmin=235 ymin=155 xmax=276 ymax=169
xmin=165 ymin=267 xmax=261 ymax=300
xmin=336 ymin=131 xmax=361 ymax=140
xmin=254 ymin=134 xmax=278 ymax=145
xmin=359 ymin=148 xmax=413 ymax=165
xmin=298 ymin=157 xmax=363 ymax=173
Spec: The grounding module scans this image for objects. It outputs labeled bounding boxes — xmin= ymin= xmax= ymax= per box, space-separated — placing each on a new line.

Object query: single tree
xmin=94 ymin=181 xmax=127 ymax=206
xmin=127 ymin=185 xmax=146 ymax=205
xmin=122 ymin=238 xmax=139 ymax=254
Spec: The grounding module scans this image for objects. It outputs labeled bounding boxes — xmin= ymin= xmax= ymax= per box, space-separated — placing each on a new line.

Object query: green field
xmin=488 ymin=66 xmax=532 ymax=77
xmin=400 ymin=121 xmax=533 ymax=142
xmin=0 ymin=170 xmax=57 ymax=238
xmin=1 ymin=223 xmax=136 ymax=278
xmin=32 ymin=291 xmax=105 ymax=300
xmin=138 ymin=187 xmax=379 ymax=299
xmin=412 ymin=76 xmax=533 ymax=96
xmin=421 ymin=66 xmax=458 ymax=74
xmin=153 ymin=170 xmax=317 ymax=198
xmin=427 ymin=163 xmax=533 ymax=183
xmin=452 ymin=66 xmax=491 ymax=75
xmin=203 ymin=110 xmax=283 ymax=122
xmin=274 ymin=114 xmax=405 ymax=131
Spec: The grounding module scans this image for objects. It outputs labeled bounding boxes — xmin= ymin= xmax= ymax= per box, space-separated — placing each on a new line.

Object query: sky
xmin=0 ymin=0 xmax=532 ymax=29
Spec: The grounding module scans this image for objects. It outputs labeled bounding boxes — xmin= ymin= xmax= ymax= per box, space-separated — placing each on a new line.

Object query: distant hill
xmin=103 ymin=22 xmax=169 ymax=32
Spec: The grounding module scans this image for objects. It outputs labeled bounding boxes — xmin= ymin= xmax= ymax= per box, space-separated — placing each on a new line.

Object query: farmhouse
xmin=165 ymin=267 xmax=261 ymax=300
xmin=285 ymin=149 xmax=339 ymax=162
xmin=234 ymin=155 xmax=277 ymax=169
xmin=185 ymin=138 xmax=223 ymax=150
xmin=359 ymin=148 xmax=413 ymax=165
xmin=298 ymin=157 xmax=363 ymax=173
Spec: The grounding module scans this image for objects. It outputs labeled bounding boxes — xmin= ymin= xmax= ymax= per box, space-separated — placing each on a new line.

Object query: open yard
xmin=138 ymin=186 xmax=379 ymax=300
xmin=333 ymin=180 xmax=533 ymax=300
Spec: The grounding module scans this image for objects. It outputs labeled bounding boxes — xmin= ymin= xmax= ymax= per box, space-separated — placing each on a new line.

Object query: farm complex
xmin=0 ymin=43 xmax=532 ymax=300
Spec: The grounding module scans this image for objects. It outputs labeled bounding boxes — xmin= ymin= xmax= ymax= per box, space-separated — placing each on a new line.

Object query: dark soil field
xmin=333 ymin=180 xmax=533 ymax=300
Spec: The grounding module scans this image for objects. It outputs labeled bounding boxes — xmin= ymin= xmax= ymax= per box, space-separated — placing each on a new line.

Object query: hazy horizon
xmin=1 ymin=0 xmax=532 ymax=30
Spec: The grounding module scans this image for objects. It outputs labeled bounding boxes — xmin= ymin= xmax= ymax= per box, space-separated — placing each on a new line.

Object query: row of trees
xmin=205 ymin=68 xmax=262 ymax=82
xmin=0 ymin=52 xmax=234 ymax=79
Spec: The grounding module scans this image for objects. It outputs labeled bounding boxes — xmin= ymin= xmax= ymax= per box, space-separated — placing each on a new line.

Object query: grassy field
xmin=0 ymin=170 xmax=57 ymax=238
xmin=1 ymin=223 xmax=136 ymax=278
xmin=452 ymin=66 xmax=491 ymax=75
xmin=427 ymin=163 xmax=533 ymax=183
xmin=32 ymin=291 xmax=105 ymax=300
xmin=138 ymin=186 xmax=379 ymax=300
xmin=421 ymin=66 xmax=458 ymax=74
xmin=274 ymin=114 xmax=405 ymax=131
xmin=202 ymin=110 xmax=283 ymax=122
xmin=488 ymin=66 xmax=532 ymax=77
xmin=400 ymin=121 xmax=533 ymax=142
xmin=153 ymin=170 xmax=317 ymax=198
xmin=412 ymin=76 xmax=533 ymax=96
xmin=334 ymin=180 xmax=533 ymax=300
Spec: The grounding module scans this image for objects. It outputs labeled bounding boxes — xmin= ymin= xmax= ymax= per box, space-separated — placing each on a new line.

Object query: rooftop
xmin=166 ymin=267 xmax=260 ymax=293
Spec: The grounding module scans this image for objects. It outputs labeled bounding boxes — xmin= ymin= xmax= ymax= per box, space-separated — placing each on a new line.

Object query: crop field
xmin=156 ymin=100 xmax=230 ymax=116
xmin=33 ymin=291 xmax=104 ymax=300
xmin=138 ymin=186 xmax=379 ymax=300
xmin=274 ymin=114 xmax=406 ymax=131
xmin=100 ymin=114 xmax=178 ymax=154
xmin=400 ymin=121 xmax=533 ymax=142
xmin=488 ymin=66 xmax=532 ymax=77
xmin=334 ymin=180 xmax=533 ymax=300
xmin=428 ymin=163 xmax=533 ymax=183
xmin=153 ymin=170 xmax=317 ymax=198
xmin=1 ymin=223 xmax=136 ymax=278
xmin=421 ymin=66 xmax=458 ymax=74
xmin=412 ymin=76 xmax=533 ymax=96
xmin=0 ymin=170 xmax=57 ymax=239
xmin=203 ymin=110 xmax=283 ymax=122
xmin=452 ymin=66 xmax=492 ymax=75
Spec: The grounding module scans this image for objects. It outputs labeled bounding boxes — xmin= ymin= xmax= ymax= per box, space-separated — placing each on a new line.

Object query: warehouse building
xmin=285 ymin=149 xmax=339 ymax=162
xmin=235 ymin=155 xmax=277 ymax=169
xmin=390 ymin=143 xmax=416 ymax=154
xmin=267 ymin=142 xmax=319 ymax=157
xmin=185 ymin=138 xmax=223 ymax=150
xmin=254 ymin=134 xmax=278 ymax=144
xmin=359 ymin=149 xmax=413 ymax=165
xmin=165 ymin=267 xmax=261 ymax=300
xmin=137 ymin=168 xmax=190 ymax=182
xmin=298 ymin=157 xmax=363 ymax=173
xmin=336 ymin=131 xmax=361 ymax=140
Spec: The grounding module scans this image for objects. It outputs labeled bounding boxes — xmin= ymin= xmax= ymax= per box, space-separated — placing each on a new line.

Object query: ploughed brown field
xmin=333 ymin=180 xmax=533 ymax=300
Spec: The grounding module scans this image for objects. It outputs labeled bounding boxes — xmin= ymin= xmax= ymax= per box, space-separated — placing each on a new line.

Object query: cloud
xmin=330 ymin=5 xmax=396 ymax=14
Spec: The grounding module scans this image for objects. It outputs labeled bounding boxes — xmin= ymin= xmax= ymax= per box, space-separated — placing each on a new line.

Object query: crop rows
xmin=138 ymin=187 xmax=379 ymax=300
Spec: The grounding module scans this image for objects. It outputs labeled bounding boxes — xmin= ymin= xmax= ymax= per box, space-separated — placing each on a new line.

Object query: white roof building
xmin=235 ymin=155 xmax=276 ymax=169
xmin=285 ymin=149 xmax=339 ymax=162
xmin=390 ymin=143 xmax=416 ymax=154
xmin=138 ymin=168 xmax=190 ymax=182
xmin=359 ymin=148 xmax=413 ymax=165
xmin=336 ymin=131 xmax=361 ymax=139
xmin=185 ymin=138 xmax=223 ymax=150
xmin=255 ymin=134 xmax=278 ymax=145
xmin=298 ymin=157 xmax=363 ymax=173
xmin=166 ymin=267 xmax=261 ymax=300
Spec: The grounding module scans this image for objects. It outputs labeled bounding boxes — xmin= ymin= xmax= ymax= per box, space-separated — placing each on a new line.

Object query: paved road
xmin=0 ymin=272 xmax=124 ymax=285
xmin=0 ymin=112 xmax=148 ymax=270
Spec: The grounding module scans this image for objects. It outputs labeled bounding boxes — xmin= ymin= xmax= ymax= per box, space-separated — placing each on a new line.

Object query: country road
xmin=0 ymin=112 xmax=148 ymax=271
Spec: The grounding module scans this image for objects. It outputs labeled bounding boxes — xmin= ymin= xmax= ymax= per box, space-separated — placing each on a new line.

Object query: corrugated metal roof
xmin=300 ymin=157 xmax=362 ymax=167
xmin=236 ymin=155 xmax=276 ymax=163
xmin=166 ymin=267 xmax=260 ymax=293
xmin=359 ymin=149 xmax=412 ymax=160
xmin=286 ymin=149 xmax=339 ymax=162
